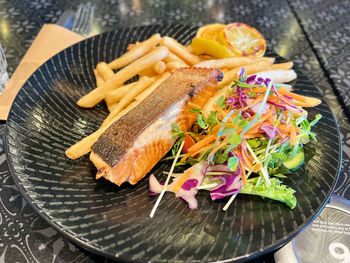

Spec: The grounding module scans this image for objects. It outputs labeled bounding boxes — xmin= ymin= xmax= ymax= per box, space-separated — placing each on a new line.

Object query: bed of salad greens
xmin=149 ymin=68 xmax=322 ymax=217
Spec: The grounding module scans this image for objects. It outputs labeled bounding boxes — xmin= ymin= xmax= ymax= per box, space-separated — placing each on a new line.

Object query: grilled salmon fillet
xmin=90 ymin=68 xmax=222 ymax=186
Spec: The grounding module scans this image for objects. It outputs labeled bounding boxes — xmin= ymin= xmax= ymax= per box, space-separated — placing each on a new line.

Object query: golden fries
xmin=166 ymin=60 xmax=188 ymax=71
xmin=68 ymin=31 xmax=302 ymax=161
xmin=138 ymin=67 xmax=157 ymax=77
xmin=96 ymin=62 xmax=115 ymax=81
xmin=105 ymin=82 xmax=137 ymax=108
xmin=133 ymin=72 xmax=171 ymax=102
xmin=254 ymin=69 xmax=297 ymax=84
xmin=163 ymin=52 xmax=187 ymax=64
xmin=160 ymin=36 xmax=201 ymax=65
xmin=194 ymin=57 xmax=261 ymax=69
xmin=93 ymin=69 xmax=104 ymax=87
xmin=153 ymin=61 xmax=166 ymax=75
xmin=77 ymin=46 xmax=169 ymax=108
xmin=108 ymin=34 xmax=161 ymax=70
xmin=219 ymin=58 xmax=275 ymax=87
xmin=66 ymin=99 xmax=140 ymax=159
xmin=185 ymin=44 xmax=193 ymax=53
xmin=270 ymin=61 xmax=293 ymax=70
xmin=103 ymin=76 xmax=157 ymax=125
xmin=294 ymin=97 xmax=321 ymax=107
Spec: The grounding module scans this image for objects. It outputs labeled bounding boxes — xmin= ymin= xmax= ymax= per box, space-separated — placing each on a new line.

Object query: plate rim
xmin=4 ymin=24 xmax=343 ymax=262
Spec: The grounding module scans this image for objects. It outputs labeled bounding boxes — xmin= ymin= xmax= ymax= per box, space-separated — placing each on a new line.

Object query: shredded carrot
xmin=267 ymin=115 xmax=275 ymax=125
xmin=240 ymin=95 xmax=264 ymax=111
xmin=244 ymin=109 xmax=273 ymax=133
xmin=244 ymin=87 xmax=268 ymax=94
xmin=252 ymin=162 xmax=262 ymax=173
xmin=242 ymin=134 xmax=263 ymax=139
xmin=240 ymin=146 xmax=254 ymax=171
xmin=208 ymin=140 xmax=230 ymax=161
xmin=290 ymin=125 xmax=297 ymax=145
xmin=278 ymin=124 xmax=292 ymax=134
xmin=247 ymin=115 xmax=256 ymax=121
xmin=213 ymin=105 xmax=231 ymax=122
xmin=181 ymin=143 xmax=213 ymax=163
xmin=209 ymin=124 xmax=222 ymax=135
xmin=180 ymin=153 xmax=190 ymax=163
xmin=239 ymin=156 xmax=247 ymax=187
xmin=245 ymin=85 xmax=291 ymax=95
xmin=173 ymin=171 xmax=191 ymax=193
xmin=245 ymin=123 xmax=262 ymax=135
xmin=187 ymin=134 xmax=216 ymax=153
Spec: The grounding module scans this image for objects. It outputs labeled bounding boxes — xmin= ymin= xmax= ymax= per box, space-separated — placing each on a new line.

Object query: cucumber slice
xmin=282 ymin=148 xmax=305 ymax=171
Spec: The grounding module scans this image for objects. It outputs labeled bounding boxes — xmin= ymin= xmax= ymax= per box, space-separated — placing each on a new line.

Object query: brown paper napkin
xmin=0 ymin=24 xmax=84 ymax=120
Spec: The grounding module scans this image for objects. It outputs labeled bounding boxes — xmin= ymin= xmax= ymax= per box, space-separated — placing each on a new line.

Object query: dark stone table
xmin=0 ymin=0 xmax=349 ymax=262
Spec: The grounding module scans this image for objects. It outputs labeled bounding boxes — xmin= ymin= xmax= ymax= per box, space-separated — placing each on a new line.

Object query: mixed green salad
xmin=149 ymin=69 xmax=322 ymax=216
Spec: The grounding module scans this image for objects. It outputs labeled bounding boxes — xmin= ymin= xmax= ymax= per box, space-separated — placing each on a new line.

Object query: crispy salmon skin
xmin=90 ymin=68 xmax=222 ymax=186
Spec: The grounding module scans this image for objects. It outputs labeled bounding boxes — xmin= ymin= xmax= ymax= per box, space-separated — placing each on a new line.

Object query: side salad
xmin=149 ymin=68 xmax=322 ymax=216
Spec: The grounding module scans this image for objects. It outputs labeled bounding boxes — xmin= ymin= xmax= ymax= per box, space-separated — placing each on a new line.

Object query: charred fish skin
xmin=90 ymin=68 xmax=222 ymax=186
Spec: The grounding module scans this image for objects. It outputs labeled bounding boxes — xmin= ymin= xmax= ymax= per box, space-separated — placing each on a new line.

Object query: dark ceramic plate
xmin=5 ymin=25 xmax=341 ymax=262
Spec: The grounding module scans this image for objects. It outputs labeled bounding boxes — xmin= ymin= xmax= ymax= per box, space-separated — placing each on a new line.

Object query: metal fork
xmin=71 ymin=2 xmax=95 ymax=36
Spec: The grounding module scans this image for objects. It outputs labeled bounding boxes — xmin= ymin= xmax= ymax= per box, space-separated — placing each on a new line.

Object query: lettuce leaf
xmin=239 ymin=177 xmax=296 ymax=209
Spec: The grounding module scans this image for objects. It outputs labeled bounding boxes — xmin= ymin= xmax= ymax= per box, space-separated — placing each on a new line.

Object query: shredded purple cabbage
xmin=259 ymin=122 xmax=277 ymax=139
xmin=246 ymin=74 xmax=257 ymax=84
xmin=206 ymin=162 xmax=243 ymax=200
xmin=148 ymin=162 xmax=208 ymax=209
xmin=182 ymin=179 xmax=198 ymax=190
xmin=239 ymin=68 xmax=245 ymax=78
xmin=226 ymin=96 xmax=236 ymax=105
xmin=251 ymin=101 xmax=270 ymax=114
xmin=267 ymin=100 xmax=288 ymax=110
xmin=265 ymin=78 xmax=302 ymax=112
xmin=242 ymin=110 xmax=252 ymax=119
xmin=257 ymin=77 xmax=264 ymax=85
xmin=284 ymin=94 xmax=294 ymax=101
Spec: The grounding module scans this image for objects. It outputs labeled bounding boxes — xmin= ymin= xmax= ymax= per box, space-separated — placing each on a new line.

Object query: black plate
xmin=5 ymin=24 xmax=342 ymax=262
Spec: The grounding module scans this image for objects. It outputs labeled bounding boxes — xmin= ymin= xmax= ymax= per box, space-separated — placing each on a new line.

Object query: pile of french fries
xmin=66 ymin=33 xmax=296 ymax=160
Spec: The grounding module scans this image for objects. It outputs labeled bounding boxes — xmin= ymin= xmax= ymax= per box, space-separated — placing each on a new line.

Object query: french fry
xmin=153 ymin=61 xmax=166 ymax=75
xmin=108 ymin=34 xmax=161 ymax=69
xmin=254 ymin=69 xmax=297 ymax=84
xmin=270 ymin=62 xmax=293 ymax=70
xmin=96 ymin=62 xmax=115 ymax=81
xmin=77 ymin=46 xmax=169 ymax=108
xmin=198 ymin=55 xmax=213 ymax=60
xmin=166 ymin=60 xmax=188 ymax=71
xmin=243 ymin=57 xmax=275 ymax=74
xmin=219 ymin=58 xmax=275 ymax=88
xmin=108 ymin=102 xmax=118 ymax=112
xmin=291 ymin=97 xmax=321 ymax=107
xmin=160 ymin=36 xmax=201 ymax=65
xmin=93 ymin=69 xmax=104 ymax=87
xmin=133 ymin=72 xmax=171 ymax=102
xmin=103 ymin=74 xmax=171 ymax=127
xmin=194 ymin=57 xmax=264 ymax=69
xmin=105 ymin=82 xmax=137 ymax=108
xmin=66 ymin=74 xmax=171 ymax=160
xmin=127 ymin=41 xmax=140 ymax=50
xmin=138 ymin=67 xmax=157 ymax=77
xmin=66 ymin=99 xmax=140 ymax=159
xmin=186 ymin=44 xmax=193 ymax=53
xmin=102 ymin=76 xmax=157 ymax=125
xmin=163 ymin=52 xmax=187 ymax=64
